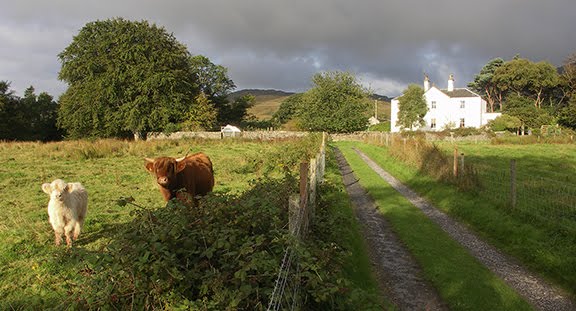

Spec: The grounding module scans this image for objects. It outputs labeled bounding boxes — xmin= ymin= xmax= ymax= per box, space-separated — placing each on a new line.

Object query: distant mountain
xmin=228 ymin=89 xmax=296 ymax=120
xmin=228 ymin=89 xmax=296 ymax=101
xmin=228 ymin=88 xmax=392 ymax=120
xmin=370 ymin=94 xmax=392 ymax=102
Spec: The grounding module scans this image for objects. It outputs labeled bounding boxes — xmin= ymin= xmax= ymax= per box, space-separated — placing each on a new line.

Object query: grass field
xmin=353 ymin=138 xmax=576 ymax=298
xmin=0 ymin=137 xmax=382 ymax=309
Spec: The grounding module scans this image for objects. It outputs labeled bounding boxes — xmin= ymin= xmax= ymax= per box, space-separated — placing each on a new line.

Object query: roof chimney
xmin=424 ymin=74 xmax=430 ymax=91
xmin=447 ymin=74 xmax=454 ymax=92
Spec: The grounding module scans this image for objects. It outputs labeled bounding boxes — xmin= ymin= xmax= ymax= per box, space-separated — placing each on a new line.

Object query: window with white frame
xmin=460 ymin=100 xmax=465 ymax=108
xmin=430 ymin=118 xmax=436 ymax=129
xmin=431 ymin=101 xmax=436 ymax=109
xmin=459 ymin=118 xmax=465 ymax=128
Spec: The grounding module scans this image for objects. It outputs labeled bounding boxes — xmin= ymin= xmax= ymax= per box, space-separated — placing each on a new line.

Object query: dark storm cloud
xmin=1 ymin=0 xmax=575 ymax=97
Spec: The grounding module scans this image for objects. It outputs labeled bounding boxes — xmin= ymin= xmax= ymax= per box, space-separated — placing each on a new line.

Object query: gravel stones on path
xmin=352 ymin=147 xmax=575 ymax=311
xmin=335 ymin=148 xmax=448 ymax=311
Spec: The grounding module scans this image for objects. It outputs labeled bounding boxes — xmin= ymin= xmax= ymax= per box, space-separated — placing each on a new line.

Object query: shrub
xmin=75 ymin=177 xmax=295 ymax=309
xmin=368 ymin=121 xmax=390 ymax=132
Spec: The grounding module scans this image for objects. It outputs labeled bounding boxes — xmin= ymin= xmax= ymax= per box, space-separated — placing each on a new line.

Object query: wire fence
xmin=473 ymin=162 xmax=576 ymax=227
xmin=267 ymin=133 xmax=326 ymax=311
xmin=354 ymin=132 xmax=576 ymax=232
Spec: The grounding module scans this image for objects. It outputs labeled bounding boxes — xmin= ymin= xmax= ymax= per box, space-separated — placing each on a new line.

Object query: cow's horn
xmin=176 ymin=153 xmax=189 ymax=162
xmin=144 ymin=157 xmax=155 ymax=163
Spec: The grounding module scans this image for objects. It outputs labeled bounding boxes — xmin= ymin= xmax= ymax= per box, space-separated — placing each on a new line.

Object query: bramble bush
xmin=74 ymin=176 xmax=294 ymax=309
xmin=71 ymin=168 xmax=380 ymax=309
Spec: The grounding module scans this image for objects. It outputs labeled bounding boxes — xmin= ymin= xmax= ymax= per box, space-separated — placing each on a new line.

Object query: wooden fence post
xmin=309 ymin=158 xmax=317 ymax=220
xmin=510 ymin=159 xmax=517 ymax=208
xmin=299 ymin=162 xmax=309 ymax=236
xmin=453 ymin=146 xmax=458 ymax=177
xmin=288 ymin=194 xmax=301 ymax=237
xmin=386 ymin=133 xmax=390 ymax=147
xmin=460 ymin=153 xmax=465 ymax=175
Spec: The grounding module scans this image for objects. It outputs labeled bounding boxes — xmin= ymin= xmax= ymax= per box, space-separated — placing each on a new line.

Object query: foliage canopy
xmin=396 ymin=84 xmax=428 ymax=130
xmin=58 ymin=18 xmax=198 ymax=138
xmin=297 ymin=71 xmax=370 ymax=133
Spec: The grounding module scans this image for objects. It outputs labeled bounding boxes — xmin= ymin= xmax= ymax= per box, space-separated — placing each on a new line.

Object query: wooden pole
xmin=385 ymin=133 xmax=389 ymax=147
xmin=299 ymin=161 xmax=309 ymax=235
xmin=453 ymin=146 xmax=458 ymax=177
xmin=510 ymin=159 xmax=517 ymax=208
xmin=460 ymin=153 xmax=465 ymax=174
xmin=288 ymin=194 xmax=300 ymax=237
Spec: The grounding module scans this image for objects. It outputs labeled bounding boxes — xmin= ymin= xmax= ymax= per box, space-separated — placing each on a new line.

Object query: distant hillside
xmin=229 ymin=89 xmax=296 ymax=120
xmin=229 ymin=89 xmax=392 ymax=121
xmin=370 ymin=94 xmax=393 ymax=102
xmin=228 ymin=89 xmax=295 ymax=102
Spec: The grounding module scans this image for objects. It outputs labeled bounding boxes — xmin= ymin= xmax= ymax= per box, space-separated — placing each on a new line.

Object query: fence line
xmin=356 ymin=133 xmax=576 ymax=231
xmin=267 ymin=133 xmax=326 ymax=311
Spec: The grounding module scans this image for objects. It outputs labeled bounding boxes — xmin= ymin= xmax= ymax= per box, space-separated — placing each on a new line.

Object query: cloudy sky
xmin=1 ymin=0 xmax=575 ymax=98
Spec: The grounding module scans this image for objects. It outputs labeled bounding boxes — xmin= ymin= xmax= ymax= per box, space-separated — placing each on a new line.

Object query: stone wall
xmin=146 ymin=130 xmax=309 ymax=141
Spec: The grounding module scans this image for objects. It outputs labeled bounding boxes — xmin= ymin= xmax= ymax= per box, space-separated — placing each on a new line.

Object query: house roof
xmin=440 ymin=88 xmax=479 ymax=98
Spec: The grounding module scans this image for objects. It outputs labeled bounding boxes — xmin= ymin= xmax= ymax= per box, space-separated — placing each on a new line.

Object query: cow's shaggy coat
xmin=41 ymin=179 xmax=88 ymax=247
xmin=145 ymin=152 xmax=214 ymax=202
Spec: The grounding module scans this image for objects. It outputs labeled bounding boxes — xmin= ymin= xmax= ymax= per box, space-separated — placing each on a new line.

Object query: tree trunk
xmin=485 ymin=86 xmax=495 ymax=112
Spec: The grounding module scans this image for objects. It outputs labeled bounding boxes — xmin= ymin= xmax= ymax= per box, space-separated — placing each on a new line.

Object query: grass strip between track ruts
xmin=335 ymin=141 xmax=534 ymax=311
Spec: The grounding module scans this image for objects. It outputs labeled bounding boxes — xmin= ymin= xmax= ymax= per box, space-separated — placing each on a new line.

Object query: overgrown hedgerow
xmin=74 ymin=176 xmax=294 ymax=309
xmin=72 ymin=168 xmax=380 ymax=309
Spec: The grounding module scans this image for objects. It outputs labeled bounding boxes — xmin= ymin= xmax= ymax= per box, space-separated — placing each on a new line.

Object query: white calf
xmin=41 ymin=179 xmax=88 ymax=247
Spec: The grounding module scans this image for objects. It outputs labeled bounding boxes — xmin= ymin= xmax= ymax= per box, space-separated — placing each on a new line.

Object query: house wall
xmin=390 ymin=87 xmax=492 ymax=133
xmin=425 ymin=88 xmax=484 ymax=131
xmin=391 ymin=98 xmax=400 ymax=132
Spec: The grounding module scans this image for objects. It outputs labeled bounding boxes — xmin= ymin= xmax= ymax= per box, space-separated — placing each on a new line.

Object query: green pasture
xmin=0 ymin=137 xmax=382 ymax=309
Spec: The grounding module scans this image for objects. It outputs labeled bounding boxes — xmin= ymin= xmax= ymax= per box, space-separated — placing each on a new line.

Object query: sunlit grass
xmin=336 ymin=141 xmax=533 ymax=310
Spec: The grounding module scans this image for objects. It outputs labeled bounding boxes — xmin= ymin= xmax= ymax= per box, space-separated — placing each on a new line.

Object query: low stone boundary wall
xmin=147 ymin=131 xmax=309 ymax=141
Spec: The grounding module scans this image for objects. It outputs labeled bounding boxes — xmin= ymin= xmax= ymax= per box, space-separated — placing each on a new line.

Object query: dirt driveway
xmin=336 ymin=147 xmax=576 ymax=311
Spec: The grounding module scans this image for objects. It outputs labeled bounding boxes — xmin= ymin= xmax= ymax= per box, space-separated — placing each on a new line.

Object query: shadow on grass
xmin=349 ymin=141 xmax=576 ymax=303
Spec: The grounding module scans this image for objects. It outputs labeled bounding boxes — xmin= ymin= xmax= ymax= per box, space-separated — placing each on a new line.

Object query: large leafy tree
xmin=0 ymin=81 xmax=18 ymax=139
xmin=0 ymin=83 xmax=61 ymax=141
xmin=558 ymin=95 xmax=576 ymax=130
xmin=468 ymin=58 xmax=504 ymax=112
xmin=396 ymin=84 xmax=428 ymax=130
xmin=189 ymin=55 xmax=244 ymax=125
xmin=57 ymin=18 xmax=196 ymax=138
xmin=492 ymin=57 xmax=559 ymax=109
xmin=504 ymin=94 xmax=553 ymax=135
xmin=181 ymin=93 xmax=218 ymax=131
xmin=556 ymin=52 xmax=576 ymax=110
xmin=297 ymin=71 xmax=370 ymax=133
xmin=20 ymin=86 xmax=62 ymax=141
xmin=219 ymin=94 xmax=255 ymax=126
xmin=272 ymin=93 xmax=303 ymax=126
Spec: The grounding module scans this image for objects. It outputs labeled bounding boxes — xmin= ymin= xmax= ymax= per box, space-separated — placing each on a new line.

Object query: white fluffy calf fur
xmin=41 ymin=179 xmax=88 ymax=247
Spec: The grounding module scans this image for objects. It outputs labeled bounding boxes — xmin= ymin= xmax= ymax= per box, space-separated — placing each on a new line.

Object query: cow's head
xmin=145 ymin=156 xmax=188 ymax=189
xmin=42 ymin=179 xmax=70 ymax=202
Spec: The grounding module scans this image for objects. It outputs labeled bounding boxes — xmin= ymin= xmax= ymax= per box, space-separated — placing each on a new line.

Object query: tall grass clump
xmin=385 ymin=136 xmax=481 ymax=191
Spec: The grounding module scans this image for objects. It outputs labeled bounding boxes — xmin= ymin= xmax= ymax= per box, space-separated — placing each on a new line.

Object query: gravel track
xmin=352 ymin=147 xmax=575 ymax=311
xmin=335 ymin=148 xmax=448 ymax=311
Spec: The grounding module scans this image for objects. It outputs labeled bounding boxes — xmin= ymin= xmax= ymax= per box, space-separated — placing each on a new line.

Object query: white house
xmin=390 ymin=74 xmax=501 ymax=132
